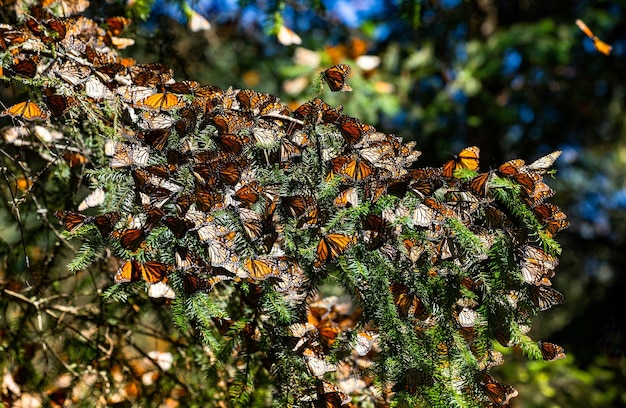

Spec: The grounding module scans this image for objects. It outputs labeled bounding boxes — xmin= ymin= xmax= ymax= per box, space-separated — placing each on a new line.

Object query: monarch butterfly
xmin=111 ymin=228 xmax=146 ymax=252
xmin=526 ymin=180 xmax=554 ymax=204
xmin=94 ymin=62 xmax=127 ymax=83
xmin=103 ymin=16 xmax=131 ymax=36
xmin=519 ymin=246 xmax=558 ymax=286
xmin=43 ymin=91 xmax=75 ymax=117
xmin=195 ymin=187 xmax=225 ymax=212
xmin=575 ymin=19 xmax=612 ymax=55
xmin=52 ymin=60 xmax=90 ymax=86
xmin=165 ymin=80 xmax=200 ymax=95
xmin=235 ymin=182 xmax=261 ymax=205
xmin=482 ymin=374 xmax=518 ymax=406
xmin=1 ymin=101 xmax=48 ymax=121
xmin=442 ymin=146 xmax=480 ymax=178
xmin=136 ymin=92 xmax=186 ymax=111
xmin=498 ymin=158 xmax=525 ymax=177
xmin=538 ymin=341 xmax=566 ymax=361
xmin=469 ymin=172 xmax=491 ymax=196
xmin=530 ymin=285 xmax=565 ymax=311
xmin=390 ymin=283 xmax=427 ymax=319
xmin=78 ymin=188 xmax=105 ymax=211
xmin=314 ymin=233 xmax=355 ymax=268
xmin=321 ymin=64 xmax=353 ymax=92
xmin=243 ymin=258 xmax=281 ymax=281
xmin=137 ymin=128 xmax=171 ymax=150
xmin=8 ymin=58 xmax=38 ymax=78
xmin=412 ymin=203 xmax=435 ymax=227
xmin=392 ymin=368 xmax=435 ymax=394
xmin=527 ymin=151 xmax=562 ymax=174
xmin=162 ymin=216 xmax=194 ymax=239
xmin=336 ymin=116 xmax=375 ymax=144
xmin=313 ymin=380 xmax=351 ymax=408
xmin=109 ymin=143 xmax=150 ymax=168
xmin=333 ymin=187 xmax=359 ymax=208
xmin=330 ymin=155 xmax=373 ymax=181
xmin=282 ymin=195 xmax=319 ymax=224
xmin=54 ymin=211 xmax=119 ymax=236
xmin=114 ymin=260 xmax=168 ymax=284
xmin=237 ymin=207 xmax=264 ymax=240
xmin=302 ymin=348 xmax=336 ymax=378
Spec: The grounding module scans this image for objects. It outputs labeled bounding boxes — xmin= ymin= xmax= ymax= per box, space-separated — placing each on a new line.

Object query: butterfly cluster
xmin=3 ymin=2 xmax=568 ymax=406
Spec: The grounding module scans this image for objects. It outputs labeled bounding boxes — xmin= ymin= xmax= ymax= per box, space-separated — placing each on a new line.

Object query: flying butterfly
xmin=321 ymin=64 xmax=353 ymax=92
xmin=442 ymin=146 xmax=480 ymax=178
xmin=527 ymin=151 xmax=562 ymax=174
xmin=1 ymin=101 xmax=48 ymax=121
xmin=576 ymin=19 xmax=612 ymax=55
xmin=314 ymin=233 xmax=355 ymax=268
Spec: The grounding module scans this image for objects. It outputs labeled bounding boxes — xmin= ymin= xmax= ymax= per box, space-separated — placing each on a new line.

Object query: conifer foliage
xmin=1 ymin=1 xmax=568 ymax=406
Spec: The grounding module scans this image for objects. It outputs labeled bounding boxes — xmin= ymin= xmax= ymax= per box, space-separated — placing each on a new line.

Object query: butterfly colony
xmin=1 ymin=1 xmax=568 ymax=406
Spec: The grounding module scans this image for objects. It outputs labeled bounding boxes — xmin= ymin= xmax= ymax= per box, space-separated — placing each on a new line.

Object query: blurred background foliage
xmin=2 ymin=0 xmax=626 ymax=406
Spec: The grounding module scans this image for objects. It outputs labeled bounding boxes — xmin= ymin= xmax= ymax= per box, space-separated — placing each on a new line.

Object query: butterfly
xmin=282 ymin=195 xmax=320 ymax=226
xmin=333 ymin=187 xmax=359 ymax=208
xmin=54 ymin=211 xmax=120 ymax=236
xmin=530 ymin=285 xmax=565 ymax=311
xmin=576 ymin=19 xmax=612 ymax=55
xmin=109 ymin=142 xmax=150 ymax=169
xmin=234 ymin=182 xmax=261 ymax=205
xmin=302 ymin=348 xmax=337 ymax=378
xmin=114 ymin=260 xmax=168 ymax=284
xmin=442 ymin=146 xmax=480 ymax=178
xmin=7 ymin=57 xmax=38 ymax=78
xmin=533 ymin=203 xmax=569 ymax=237
xmin=165 ymin=80 xmax=200 ymax=95
xmin=312 ymin=380 xmax=351 ymax=408
xmin=538 ymin=341 xmax=566 ymax=361
xmin=482 ymin=374 xmax=518 ymax=406
xmin=103 ymin=16 xmax=132 ymax=36
xmin=336 ymin=116 xmax=375 ymax=144
xmin=51 ymin=60 xmax=91 ymax=86
xmin=321 ymin=64 xmax=353 ymax=92
xmin=1 ymin=101 xmax=48 ymax=121
xmin=136 ymin=92 xmax=186 ymax=111
xmin=527 ymin=151 xmax=562 ymax=174
xmin=162 ymin=216 xmax=194 ymax=239
xmin=519 ymin=246 xmax=558 ymax=286
xmin=111 ymin=228 xmax=146 ymax=252
xmin=243 ymin=258 xmax=281 ymax=281
xmin=137 ymin=128 xmax=171 ymax=150
xmin=314 ymin=233 xmax=355 ymax=268
xmin=330 ymin=154 xmax=373 ymax=181
xmin=78 ymin=188 xmax=105 ymax=211
xmin=43 ymin=91 xmax=75 ymax=117
xmin=497 ymin=159 xmax=525 ymax=177
xmin=390 ymin=283 xmax=428 ymax=319
xmin=469 ymin=172 xmax=492 ymax=196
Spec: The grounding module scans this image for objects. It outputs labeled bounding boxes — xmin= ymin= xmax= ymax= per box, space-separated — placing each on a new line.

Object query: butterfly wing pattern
xmin=5 ymin=5 xmax=569 ymax=406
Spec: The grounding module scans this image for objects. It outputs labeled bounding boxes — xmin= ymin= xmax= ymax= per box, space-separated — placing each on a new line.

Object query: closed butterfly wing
xmin=321 ymin=64 xmax=352 ymax=92
xmin=530 ymin=285 xmax=565 ymax=311
xmin=538 ymin=341 xmax=566 ymax=361
xmin=54 ymin=210 xmax=88 ymax=232
xmin=114 ymin=260 xmax=141 ymax=283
